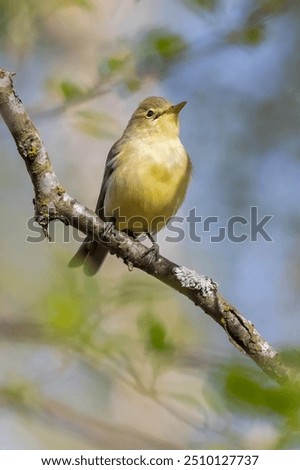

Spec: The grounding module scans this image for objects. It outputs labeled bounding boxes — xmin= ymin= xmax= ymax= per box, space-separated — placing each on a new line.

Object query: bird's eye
xmin=146 ymin=109 xmax=155 ymax=118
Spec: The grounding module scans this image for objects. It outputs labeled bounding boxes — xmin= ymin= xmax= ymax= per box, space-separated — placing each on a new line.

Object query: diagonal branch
xmin=0 ymin=67 xmax=292 ymax=386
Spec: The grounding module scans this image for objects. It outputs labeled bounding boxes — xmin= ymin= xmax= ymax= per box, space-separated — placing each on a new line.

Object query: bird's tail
xmin=68 ymin=237 xmax=108 ymax=276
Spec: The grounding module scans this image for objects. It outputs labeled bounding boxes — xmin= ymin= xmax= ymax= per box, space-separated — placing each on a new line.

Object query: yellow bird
xmin=69 ymin=96 xmax=192 ymax=275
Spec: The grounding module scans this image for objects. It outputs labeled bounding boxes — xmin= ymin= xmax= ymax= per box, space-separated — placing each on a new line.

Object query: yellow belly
xmin=104 ymin=150 xmax=191 ymax=234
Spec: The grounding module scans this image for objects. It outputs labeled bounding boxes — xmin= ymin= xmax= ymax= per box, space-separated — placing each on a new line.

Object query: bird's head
xmin=125 ymin=96 xmax=187 ymax=138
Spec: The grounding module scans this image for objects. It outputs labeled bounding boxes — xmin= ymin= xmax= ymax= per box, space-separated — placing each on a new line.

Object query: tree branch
xmin=0 ymin=385 xmax=180 ymax=449
xmin=0 ymin=67 xmax=292 ymax=386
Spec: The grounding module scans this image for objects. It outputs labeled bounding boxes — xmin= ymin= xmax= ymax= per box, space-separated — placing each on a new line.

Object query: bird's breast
xmin=104 ymin=138 xmax=191 ymax=233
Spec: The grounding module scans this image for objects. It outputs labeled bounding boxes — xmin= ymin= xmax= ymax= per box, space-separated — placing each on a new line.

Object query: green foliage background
xmin=0 ymin=0 xmax=299 ymax=450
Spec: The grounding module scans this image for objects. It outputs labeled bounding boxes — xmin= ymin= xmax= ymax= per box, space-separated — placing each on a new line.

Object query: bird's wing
xmin=95 ymin=138 xmax=122 ymax=220
xmin=68 ymin=138 xmax=123 ymax=275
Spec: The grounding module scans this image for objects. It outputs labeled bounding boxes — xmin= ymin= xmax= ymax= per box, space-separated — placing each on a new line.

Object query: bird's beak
xmin=169 ymin=101 xmax=187 ymax=115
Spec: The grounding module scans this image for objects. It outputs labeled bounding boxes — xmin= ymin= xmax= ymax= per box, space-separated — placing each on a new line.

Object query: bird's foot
xmin=141 ymin=241 xmax=160 ymax=266
xmin=103 ymin=221 xmax=114 ymax=240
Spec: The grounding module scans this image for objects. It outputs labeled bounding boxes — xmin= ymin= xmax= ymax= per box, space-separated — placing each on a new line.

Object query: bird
xmin=69 ymin=96 xmax=192 ymax=275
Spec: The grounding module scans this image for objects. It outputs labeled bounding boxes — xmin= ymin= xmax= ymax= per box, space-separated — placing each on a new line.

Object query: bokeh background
xmin=0 ymin=0 xmax=300 ymax=449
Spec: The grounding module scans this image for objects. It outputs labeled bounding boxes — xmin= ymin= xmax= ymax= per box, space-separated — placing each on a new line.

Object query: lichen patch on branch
xmin=174 ymin=266 xmax=218 ymax=297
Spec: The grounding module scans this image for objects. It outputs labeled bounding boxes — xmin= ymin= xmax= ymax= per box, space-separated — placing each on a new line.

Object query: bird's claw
xmin=103 ymin=221 xmax=114 ymax=239
xmin=141 ymin=242 xmax=159 ymax=266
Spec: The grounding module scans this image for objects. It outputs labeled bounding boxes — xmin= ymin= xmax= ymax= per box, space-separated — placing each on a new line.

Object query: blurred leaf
xmin=99 ymin=51 xmax=135 ymax=78
xmin=149 ymin=321 xmax=170 ymax=353
xmin=60 ymin=80 xmax=85 ymax=101
xmin=99 ymin=50 xmax=140 ymax=94
xmin=180 ymin=0 xmax=218 ymax=11
xmin=125 ymin=77 xmax=141 ymax=92
xmin=35 ymin=256 xmax=103 ymax=343
xmin=99 ymin=31 xmax=185 ymax=90
xmin=142 ymin=29 xmax=187 ymax=60
xmin=224 ymin=365 xmax=300 ymax=419
xmin=225 ymin=368 xmax=263 ymax=408
xmin=138 ymin=313 xmax=175 ymax=355
xmin=137 ymin=28 xmax=187 ymax=78
xmin=244 ymin=26 xmax=265 ymax=45
xmin=0 ymin=381 xmax=37 ymax=409
xmin=46 ymin=293 xmax=84 ymax=335
xmin=226 ymin=0 xmax=288 ymax=49
xmin=75 ymin=109 xmax=118 ymax=139
xmin=227 ymin=25 xmax=265 ymax=46
xmin=107 ymin=54 xmax=129 ymax=74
